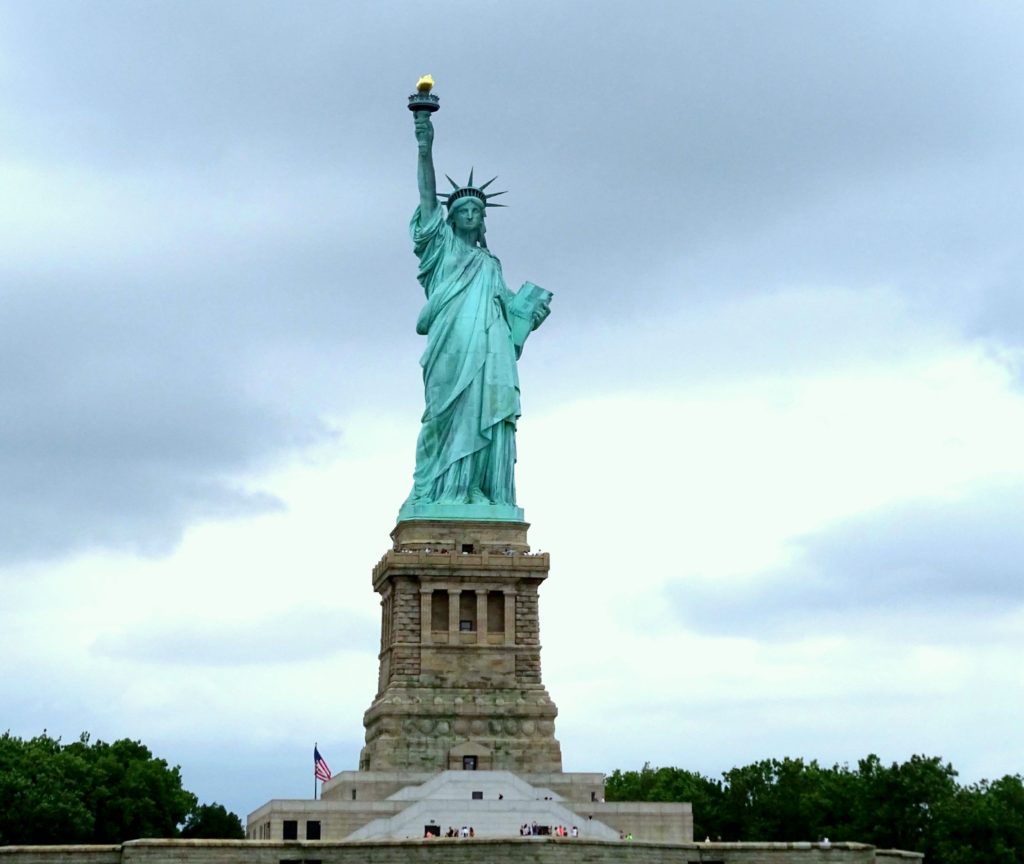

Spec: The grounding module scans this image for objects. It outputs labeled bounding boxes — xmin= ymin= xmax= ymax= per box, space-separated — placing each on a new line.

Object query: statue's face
xmin=451 ymin=200 xmax=484 ymax=234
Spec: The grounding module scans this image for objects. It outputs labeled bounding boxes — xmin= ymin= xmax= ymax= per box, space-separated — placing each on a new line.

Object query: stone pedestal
xmin=359 ymin=520 xmax=562 ymax=773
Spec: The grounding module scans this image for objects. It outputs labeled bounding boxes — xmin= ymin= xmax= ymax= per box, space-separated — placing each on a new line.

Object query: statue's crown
xmin=439 ymin=169 xmax=507 ymax=210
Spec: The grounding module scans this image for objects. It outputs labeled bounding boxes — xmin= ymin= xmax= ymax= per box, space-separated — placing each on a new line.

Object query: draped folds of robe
xmin=404 ymin=204 xmax=521 ymax=506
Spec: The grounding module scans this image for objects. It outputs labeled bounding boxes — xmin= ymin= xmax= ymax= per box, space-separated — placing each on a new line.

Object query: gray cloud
xmin=0 ymin=274 xmax=322 ymax=562
xmin=1 ymin=0 xmax=1022 ymax=566
xmin=667 ymin=482 xmax=1024 ymax=640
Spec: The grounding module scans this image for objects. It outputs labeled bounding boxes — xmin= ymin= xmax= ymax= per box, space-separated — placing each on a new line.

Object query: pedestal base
xmin=361 ymin=687 xmax=562 ymax=773
xmin=360 ymin=520 xmax=561 ymax=774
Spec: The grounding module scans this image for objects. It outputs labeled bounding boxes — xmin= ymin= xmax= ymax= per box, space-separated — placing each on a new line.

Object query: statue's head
xmin=447 ymin=196 xmax=487 ymax=246
xmin=439 ymin=171 xmax=507 ymax=248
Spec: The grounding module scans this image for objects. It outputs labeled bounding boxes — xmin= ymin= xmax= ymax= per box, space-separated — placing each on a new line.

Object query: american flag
xmin=314 ymin=745 xmax=332 ymax=782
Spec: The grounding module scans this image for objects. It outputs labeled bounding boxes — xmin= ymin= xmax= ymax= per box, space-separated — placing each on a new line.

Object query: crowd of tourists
xmin=424 ymin=825 xmax=476 ymax=838
xmin=519 ymin=823 xmax=579 ymax=837
xmin=422 ymin=823 xmax=584 ymax=839
xmin=399 ymin=547 xmax=545 ymax=556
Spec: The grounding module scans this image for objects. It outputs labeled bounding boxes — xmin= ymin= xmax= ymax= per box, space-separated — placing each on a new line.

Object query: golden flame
xmin=416 ymin=74 xmax=434 ymax=93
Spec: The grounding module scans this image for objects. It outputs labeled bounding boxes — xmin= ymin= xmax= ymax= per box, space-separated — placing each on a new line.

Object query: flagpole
xmin=314 ymin=742 xmax=317 ymax=800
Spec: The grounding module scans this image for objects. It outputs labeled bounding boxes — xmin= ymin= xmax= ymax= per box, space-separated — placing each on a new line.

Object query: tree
xmin=0 ymin=731 xmax=236 ymax=845
xmin=606 ymin=753 xmax=1005 ymax=864
xmin=606 ymin=763 xmax=725 ymax=839
xmin=75 ymin=736 xmax=197 ymax=842
xmin=180 ymin=803 xmax=245 ymax=839
xmin=850 ymin=753 xmax=958 ymax=859
xmin=0 ymin=732 xmax=95 ymax=844
xmin=934 ymin=775 xmax=1024 ymax=864
xmin=716 ymin=758 xmax=859 ymax=842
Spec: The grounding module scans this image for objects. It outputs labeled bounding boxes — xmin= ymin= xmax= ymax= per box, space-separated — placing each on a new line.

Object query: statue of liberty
xmin=399 ymin=81 xmax=551 ymax=523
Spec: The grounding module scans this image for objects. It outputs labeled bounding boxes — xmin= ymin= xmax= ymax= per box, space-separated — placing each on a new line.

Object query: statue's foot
xmin=466 ymin=487 xmax=491 ymax=505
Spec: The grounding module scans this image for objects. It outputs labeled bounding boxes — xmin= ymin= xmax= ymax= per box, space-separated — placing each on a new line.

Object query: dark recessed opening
xmin=459 ymin=591 xmax=476 ymax=630
xmin=472 ymin=790 xmax=483 ymax=800
xmin=462 ymin=543 xmax=474 ymax=553
xmin=431 ymin=589 xmax=449 ymax=631
xmin=488 ymin=590 xmax=505 ymax=632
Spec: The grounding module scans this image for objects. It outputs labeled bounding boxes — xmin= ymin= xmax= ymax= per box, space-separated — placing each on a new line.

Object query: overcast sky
xmin=2 ymin=0 xmax=1023 ymax=826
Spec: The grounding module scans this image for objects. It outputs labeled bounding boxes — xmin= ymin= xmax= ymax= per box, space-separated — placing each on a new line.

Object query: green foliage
xmin=0 ymin=731 xmax=242 ymax=845
xmin=933 ymin=775 xmax=1024 ymax=864
xmin=0 ymin=732 xmax=95 ymax=844
xmin=607 ymin=754 xmax=1024 ymax=864
xmin=848 ymin=753 xmax=958 ymax=859
xmin=180 ymin=803 xmax=245 ymax=839
xmin=718 ymin=758 xmax=858 ymax=842
xmin=606 ymin=763 xmax=723 ymax=839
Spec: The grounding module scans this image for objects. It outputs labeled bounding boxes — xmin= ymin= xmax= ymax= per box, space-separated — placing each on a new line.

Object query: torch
xmin=407 ymin=74 xmax=440 ymax=113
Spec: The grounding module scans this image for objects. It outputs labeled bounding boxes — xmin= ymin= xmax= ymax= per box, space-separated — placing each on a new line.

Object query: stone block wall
xmin=0 ymin=839 xmax=922 ymax=864
xmin=520 ymin=772 xmax=605 ymax=804
xmin=513 ymin=589 xmax=541 ymax=683
xmin=392 ymin=581 xmax=420 ymax=649
xmin=0 ymin=846 xmax=120 ymax=864
xmin=514 ymin=591 xmax=539 ymax=646
xmin=579 ymin=801 xmax=694 ymax=844
xmin=321 ymin=771 xmax=435 ymax=803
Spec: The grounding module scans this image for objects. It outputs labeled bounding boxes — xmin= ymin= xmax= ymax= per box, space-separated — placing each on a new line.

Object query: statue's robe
xmin=404 ymin=205 xmax=520 ymax=505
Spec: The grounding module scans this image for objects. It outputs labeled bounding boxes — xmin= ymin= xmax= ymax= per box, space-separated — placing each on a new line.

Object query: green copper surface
xmin=397 ymin=501 xmax=525 ymax=523
xmin=400 ymin=104 xmax=551 ymax=524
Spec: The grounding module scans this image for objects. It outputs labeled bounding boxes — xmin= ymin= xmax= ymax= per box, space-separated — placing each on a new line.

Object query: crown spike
xmin=439 ymin=168 xmax=510 ymax=211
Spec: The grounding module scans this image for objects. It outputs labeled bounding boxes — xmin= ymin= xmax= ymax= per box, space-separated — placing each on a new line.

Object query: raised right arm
xmin=414 ymin=112 xmax=437 ymax=218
